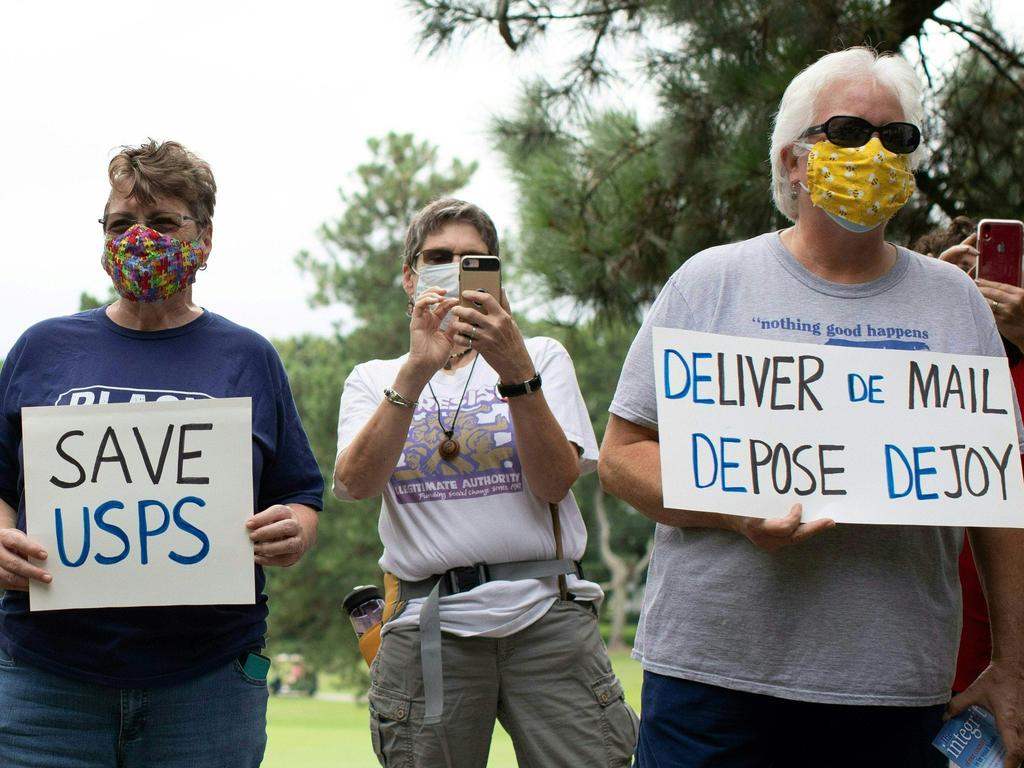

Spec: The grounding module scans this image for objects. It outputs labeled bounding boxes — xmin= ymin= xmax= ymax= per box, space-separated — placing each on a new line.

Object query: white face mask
xmin=414 ymin=262 xmax=459 ymax=299
xmin=413 ymin=262 xmax=459 ymax=328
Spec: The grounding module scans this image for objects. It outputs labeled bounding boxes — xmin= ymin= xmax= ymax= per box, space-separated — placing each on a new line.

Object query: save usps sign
xmin=22 ymin=398 xmax=254 ymax=611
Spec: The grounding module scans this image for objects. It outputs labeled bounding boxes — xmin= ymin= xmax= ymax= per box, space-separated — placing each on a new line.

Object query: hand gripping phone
xmin=459 ymin=255 xmax=501 ymax=312
xmin=977 ymin=218 xmax=1024 ymax=286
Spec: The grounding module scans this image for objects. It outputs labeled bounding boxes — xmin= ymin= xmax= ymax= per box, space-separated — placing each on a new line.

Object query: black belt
xmin=400 ymin=559 xmax=584 ymax=601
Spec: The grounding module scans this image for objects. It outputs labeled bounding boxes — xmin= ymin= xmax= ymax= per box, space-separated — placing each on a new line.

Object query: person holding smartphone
xmin=333 ymin=198 xmax=636 ymax=767
xmin=601 ymin=48 xmax=1024 ymax=767
xmin=916 ymin=216 xmax=1024 ymax=701
xmin=923 ymin=218 xmax=1024 ymax=364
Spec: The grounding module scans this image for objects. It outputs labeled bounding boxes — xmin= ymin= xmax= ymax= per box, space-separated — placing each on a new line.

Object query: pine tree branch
xmin=916 ymin=33 xmax=934 ymax=91
xmin=857 ymin=0 xmax=945 ymax=52
xmin=930 ymin=15 xmax=1024 ymax=101
xmin=577 ymin=134 xmax=657 ymax=219
xmin=410 ymin=0 xmax=644 ymax=60
xmin=575 ymin=6 xmax=614 ymax=83
xmin=496 ymin=0 xmax=519 ymax=50
xmin=892 ymin=0 xmax=947 ymax=45
xmin=914 ymin=168 xmax=960 ymax=220
xmin=413 ymin=1 xmax=642 ymax=27
xmin=932 ymin=14 xmax=1024 ymax=68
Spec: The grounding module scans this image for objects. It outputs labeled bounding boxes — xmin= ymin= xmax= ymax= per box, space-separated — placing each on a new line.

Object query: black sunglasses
xmin=412 ymin=248 xmax=490 ymax=269
xmin=800 ymin=115 xmax=921 ymax=154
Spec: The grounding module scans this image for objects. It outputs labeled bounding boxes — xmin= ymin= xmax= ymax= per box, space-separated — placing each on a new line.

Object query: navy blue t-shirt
xmin=0 ymin=308 xmax=324 ymax=687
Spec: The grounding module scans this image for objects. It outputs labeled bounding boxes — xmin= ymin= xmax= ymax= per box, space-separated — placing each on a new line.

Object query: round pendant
xmin=440 ymin=438 xmax=460 ymax=460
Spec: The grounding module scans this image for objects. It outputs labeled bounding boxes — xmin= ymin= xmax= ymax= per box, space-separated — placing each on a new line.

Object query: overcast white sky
xmin=0 ymin=1 xmax=1018 ymax=357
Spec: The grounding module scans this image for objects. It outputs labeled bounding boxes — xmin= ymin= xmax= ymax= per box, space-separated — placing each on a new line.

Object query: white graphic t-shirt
xmin=336 ymin=336 xmax=602 ymax=638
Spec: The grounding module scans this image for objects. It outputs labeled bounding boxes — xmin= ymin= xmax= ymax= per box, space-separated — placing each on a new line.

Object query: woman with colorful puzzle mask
xmin=0 ymin=140 xmax=323 ymax=768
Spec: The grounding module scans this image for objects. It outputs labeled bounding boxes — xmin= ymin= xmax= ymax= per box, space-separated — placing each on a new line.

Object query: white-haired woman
xmin=600 ymin=47 xmax=1024 ymax=767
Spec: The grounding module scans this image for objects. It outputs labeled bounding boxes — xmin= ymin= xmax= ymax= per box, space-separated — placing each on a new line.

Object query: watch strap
xmin=497 ymin=372 xmax=542 ymax=398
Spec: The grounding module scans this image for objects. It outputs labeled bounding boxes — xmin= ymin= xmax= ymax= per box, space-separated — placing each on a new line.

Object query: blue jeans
xmin=635 ymin=671 xmax=947 ymax=768
xmin=0 ymin=645 xmax=268 ymax=768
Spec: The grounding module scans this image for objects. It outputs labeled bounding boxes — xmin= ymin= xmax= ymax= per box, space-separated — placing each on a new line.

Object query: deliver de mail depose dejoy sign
xmin=653 ymin=328 xmax=1024 ymax=527
xmin=22 ymin=397 xmax=255 ymax=611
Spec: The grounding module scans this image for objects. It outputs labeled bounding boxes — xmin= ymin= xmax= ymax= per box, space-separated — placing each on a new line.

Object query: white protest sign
xmin=653 ymin=328 xmax=1024 ymax=526
xmin=22 ymin=397 xmax=255 ymax=611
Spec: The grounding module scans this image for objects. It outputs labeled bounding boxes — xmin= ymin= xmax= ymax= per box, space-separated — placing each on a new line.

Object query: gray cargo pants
xmin=368 ymin=599 xmax=638 ymax=767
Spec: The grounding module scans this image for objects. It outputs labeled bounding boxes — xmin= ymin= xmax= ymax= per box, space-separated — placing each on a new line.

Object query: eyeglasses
xmin=799 ymin=115 xmax=921 ymax=154
xmin=411 ymin=248 xmax=490 ymax=272
xmin=98 ymin=211 xmax=202 ymax=237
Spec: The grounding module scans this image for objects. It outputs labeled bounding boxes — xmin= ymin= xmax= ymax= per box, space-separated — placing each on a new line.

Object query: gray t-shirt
xmin=610 ymin=231 xmax=1022 ymax=706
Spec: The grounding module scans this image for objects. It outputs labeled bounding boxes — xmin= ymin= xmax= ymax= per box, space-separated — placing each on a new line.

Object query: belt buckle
xmin=446 ymin=563 xmax=489 ymax=594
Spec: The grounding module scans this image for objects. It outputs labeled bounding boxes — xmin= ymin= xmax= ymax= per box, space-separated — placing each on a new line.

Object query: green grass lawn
xmin=263 ymin=648 xmax=640 ymax=768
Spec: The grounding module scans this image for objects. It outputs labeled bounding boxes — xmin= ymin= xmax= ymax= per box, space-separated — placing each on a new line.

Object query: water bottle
xmin=933 ymin=705 xmax=1005 ymax=767
xmin=343 ymin=585 xmax=384 ymax=666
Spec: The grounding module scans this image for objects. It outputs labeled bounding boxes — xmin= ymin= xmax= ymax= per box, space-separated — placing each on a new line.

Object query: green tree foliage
xmin=408 ymin=0 xmax=1024 ymax=323
xmin=79 ymin=287 xmax=119 ymax=311
xmin=496 ymin=98 xmax=677 ymax=324
xmin=265 ymin=335 xmax=385 ymax=681
xmin=925 ymin=16 xmax=1024 ymax=220
xmin=295 ymin=132 xmax=477 ymax=360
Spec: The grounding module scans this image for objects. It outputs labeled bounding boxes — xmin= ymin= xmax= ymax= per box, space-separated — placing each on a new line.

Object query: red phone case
xmin=977 ymin=219 xmax=1024 ymax=286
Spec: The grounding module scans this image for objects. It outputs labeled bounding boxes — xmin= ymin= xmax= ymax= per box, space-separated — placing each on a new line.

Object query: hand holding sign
xmin=248 ymin=503 xmax=318 ymax=567
xmin=0 ymin=523 xmax=51 ymax=590
xmin=731 ymin=503 xmax=835 ymax=552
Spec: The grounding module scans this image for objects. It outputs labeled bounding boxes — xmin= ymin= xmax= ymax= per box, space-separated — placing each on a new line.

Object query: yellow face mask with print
xmin=800 ymin=137 xmax=916 ymax=233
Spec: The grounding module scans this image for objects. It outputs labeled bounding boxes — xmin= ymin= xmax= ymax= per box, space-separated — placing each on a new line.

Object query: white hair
xmin=769 ymin=47 xmax=925 ymax=222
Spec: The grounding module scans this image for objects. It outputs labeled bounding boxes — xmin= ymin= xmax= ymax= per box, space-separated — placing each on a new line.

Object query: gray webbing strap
xmin=490 ymin=559 xmax=578 ymax=582
xmin=421 ymin=579 xmax=445 ymax=725
xmin=415 ymin=558 xmax=578 ymax=726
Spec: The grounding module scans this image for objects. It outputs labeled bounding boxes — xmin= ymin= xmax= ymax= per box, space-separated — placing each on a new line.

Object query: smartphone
xmin=240 ymin=651 xmax=271 ymax=681
xmin=977 ymin=218 xmax=1024 ymax=286
xmin=459 ymin=255 xmax=501 ymax=312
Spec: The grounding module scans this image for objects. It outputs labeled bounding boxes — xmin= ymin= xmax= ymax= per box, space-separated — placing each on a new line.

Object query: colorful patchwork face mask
xmin=102 ymin=224 xmax=207 ymax=302
xmin=799 ymin=137 xmax=916 ymax=233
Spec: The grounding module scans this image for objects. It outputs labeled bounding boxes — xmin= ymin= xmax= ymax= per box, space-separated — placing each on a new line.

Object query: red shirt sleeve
xmin=952 ymin=359 xmax=1024 ymax=692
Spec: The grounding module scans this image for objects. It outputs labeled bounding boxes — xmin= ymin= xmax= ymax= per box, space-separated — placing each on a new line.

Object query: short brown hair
xmin=913 ymin=215 xmax=976 ymax=256
xmin=106 ymin=140 xmax=217 ymax=226
xmin=403 ymin=198 xmax=499 ymax=268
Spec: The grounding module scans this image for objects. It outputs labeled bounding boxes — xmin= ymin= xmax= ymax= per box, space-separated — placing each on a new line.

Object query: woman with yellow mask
xmin=601 ymin=47 xmax=1024 ymax=767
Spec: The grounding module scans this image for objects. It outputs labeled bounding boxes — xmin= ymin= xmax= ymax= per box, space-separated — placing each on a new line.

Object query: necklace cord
xmin=426 ymin=353 xmax=479 ymax=439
